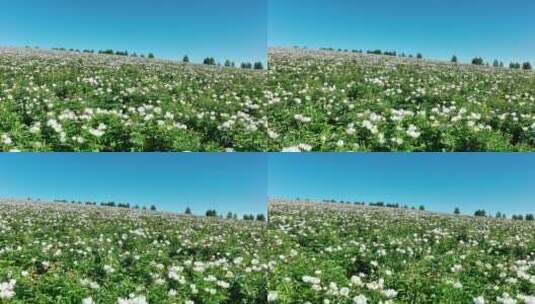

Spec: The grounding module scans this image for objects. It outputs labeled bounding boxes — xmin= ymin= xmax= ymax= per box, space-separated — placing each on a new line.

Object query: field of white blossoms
xmin=3 ymin=46 xmax=535 ymax=151
xmin=0 ymin=47 xmax=266 ymax=152
xmin=267 ymin=200 xmax=535 ymax=303
xmin=268 ymin=48 xmax=535 ymax=151
xmin=0 ymin=199 xmax=267 ymax=303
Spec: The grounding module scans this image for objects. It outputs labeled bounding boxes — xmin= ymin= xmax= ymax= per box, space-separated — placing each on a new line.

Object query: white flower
xmin=382 ymin=289 xmax=398 ymax=298
xmin=518 ymin=295 xmax=535 ymax=304
xmin=1 ymin=134 xmax=12 ymax=145
xmin=473 ymin=296 xmax=485 ymax=304
xmin=282 ymin=146 xmax=301 ymax=152
xmin=451 ymin=264 xmax=462 ymax=273
xmin=267 ymin=129 xmax=280 ymax=140
xmin=302 ymin=275 xmax=321 ymax=285
xmin=282 ymin=143 xmax=312 ymax=152
xmin=406 ymin=124 xmax=421 ymax=139
xmin=82 ymin=297 xmax=95 ymax=304
xmin=294 ymin=114 xmax=312 ymax=123
xmin=497 ymin=293 xmax=517 ymax=304
xmin=350 ymin=275 xmax=363 ymax=286
xmin=117 ymin=295 xmax=148 ymax=304
xmin=0 ymin=279 xmax=16 ymax=299
xmin=103 ymin=264 xmax=115 ymax=273
xmin=353 ymin=294 xmax=367 ymax=304
xmin=88 ymin=128 xmax=105 ymax=138
xmin=267 ymin=291 xmax=278 ymax=302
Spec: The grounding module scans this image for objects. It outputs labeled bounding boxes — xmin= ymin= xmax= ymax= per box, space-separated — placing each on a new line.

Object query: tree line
xmin=51 ymin=199 xmax=265 ymax=222
xmin=471 ymin=208 xmax=534 ymax=221
xmin=316 ymin=198 xmax=427 ymax=211
xmin=313 ymin=46 xmax=533 ymax=70
xmin=199 ymin=57 xmax=264 ymax=70
xmin=311 ymin=198 xmax=534 ymax=221
xmin=53 ymin=199 xmax=158 ymax=211
xmin=47 ymin=46 xmax=264 ymax=69
xmin=197 ymin=208 xmax=266 ymax=222
xmin=466 ymin=57 xmax=531 ymax=70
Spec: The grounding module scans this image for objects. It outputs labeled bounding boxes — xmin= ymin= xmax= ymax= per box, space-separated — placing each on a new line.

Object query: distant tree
xmin=185 ymin=207 xmax=192 ymax=215
xmin=454 ymin=207 xmax=461 ymax=215
xmin=150 ymin=205 xmax=157 ymax=211
xmin=206 ymin=209 xmax=217 ymax=217
xmin=419 ymin=205 xmax=425 ymax=211
xmin=224 ymin=60 xmax=232 ymax=67
xmin=474 ymin=209 xmax=487 ymax=217
xmin=203 ymin=57 xmax=216 ymax=65
xmin=495 ymin=211 xmax=502 ymax=219
xmin=253 ymin=62 xmax=264 ymax=70
xmin=499 ymin=62 xmax=504 ymax=68
xmin=512 ymin=214 xmax=524 ymax=221
xmin=510 ymin=62 xmax=521 ymax=69
xmin=493 ymin=59 xmax=499 ymax=67
xmin=226 ymin=212 xmax=233 ymax=219
xmin=148 ymin=53 xmax=155 ymax=59
xmin=182 ymin=55 xmax=189 ymax=63
xmin=525 ymin=214 xmax=534 ymax=221
xmin=367 ymin=49 xmax=382 ymax=55
xmin=256 ymin=214 xmax=266 ymax=221
xmin=522 ymin=62 xmax=532 ymax=70
xmin=472 ymin=57 xmax=484 ymax=65
xmin=451 ymin=55 xmax=458 ymax=63
xmin=240 ymin=62 xmax=252 ymax=69
xmin=416 ymin=53 xmax=423 ymax=59
xmin=244 ymin=214 xmax=258 ymax=221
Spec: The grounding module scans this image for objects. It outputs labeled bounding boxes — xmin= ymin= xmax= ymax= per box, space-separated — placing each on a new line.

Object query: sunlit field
xmin=267 ymin=200 xmax=535 ymax=303
xmin=267 ymin=47 xmax=535 ymax=152
xmin=0 ymin=47 xmax=266 ymax=152
xmin=3 ymin=47 xmax=535 ymax=152
xmin=0 ymin=199 xmax=267 ymax=303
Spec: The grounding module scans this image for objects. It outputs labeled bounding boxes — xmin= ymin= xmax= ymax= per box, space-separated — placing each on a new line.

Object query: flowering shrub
xmin=0 ymin=199 xmax=267 ymax=303
xmin=267 ymin=200 xmax=535 ymax=303
xmin=266 ymin=48 xmax=535 ymax=151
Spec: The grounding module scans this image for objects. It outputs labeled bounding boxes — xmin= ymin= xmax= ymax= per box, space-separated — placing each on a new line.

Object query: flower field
xmin=267 ymin=200 xmax=535 ymax=303
xmin=0 ymin=199 xmax=267 ymax=303
xmin=3 ymin=46 xmax=535 ymax=151
xmin=0 ymin=47 xmax=266 ymax=152
xmin=267 ymin=48 xmax=535 ymax=151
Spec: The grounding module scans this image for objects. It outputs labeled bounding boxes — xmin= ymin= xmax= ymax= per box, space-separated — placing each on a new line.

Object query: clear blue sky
xmin=0 ymin=0 xmax=266 ymax=64
xmin=269 ymin=0 xmax=535 ymax=64
xmin=0 ymin=153 xmax=267 ymax=216
xmin=268 ymin=154 xmax=535 ymax=216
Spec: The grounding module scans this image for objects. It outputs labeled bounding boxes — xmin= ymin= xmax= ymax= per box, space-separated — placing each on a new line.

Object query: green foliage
xmin=0 ymin=200 xmax=268 ymax=303
xmin=267 ymin=200 xmax=535 ymax=303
